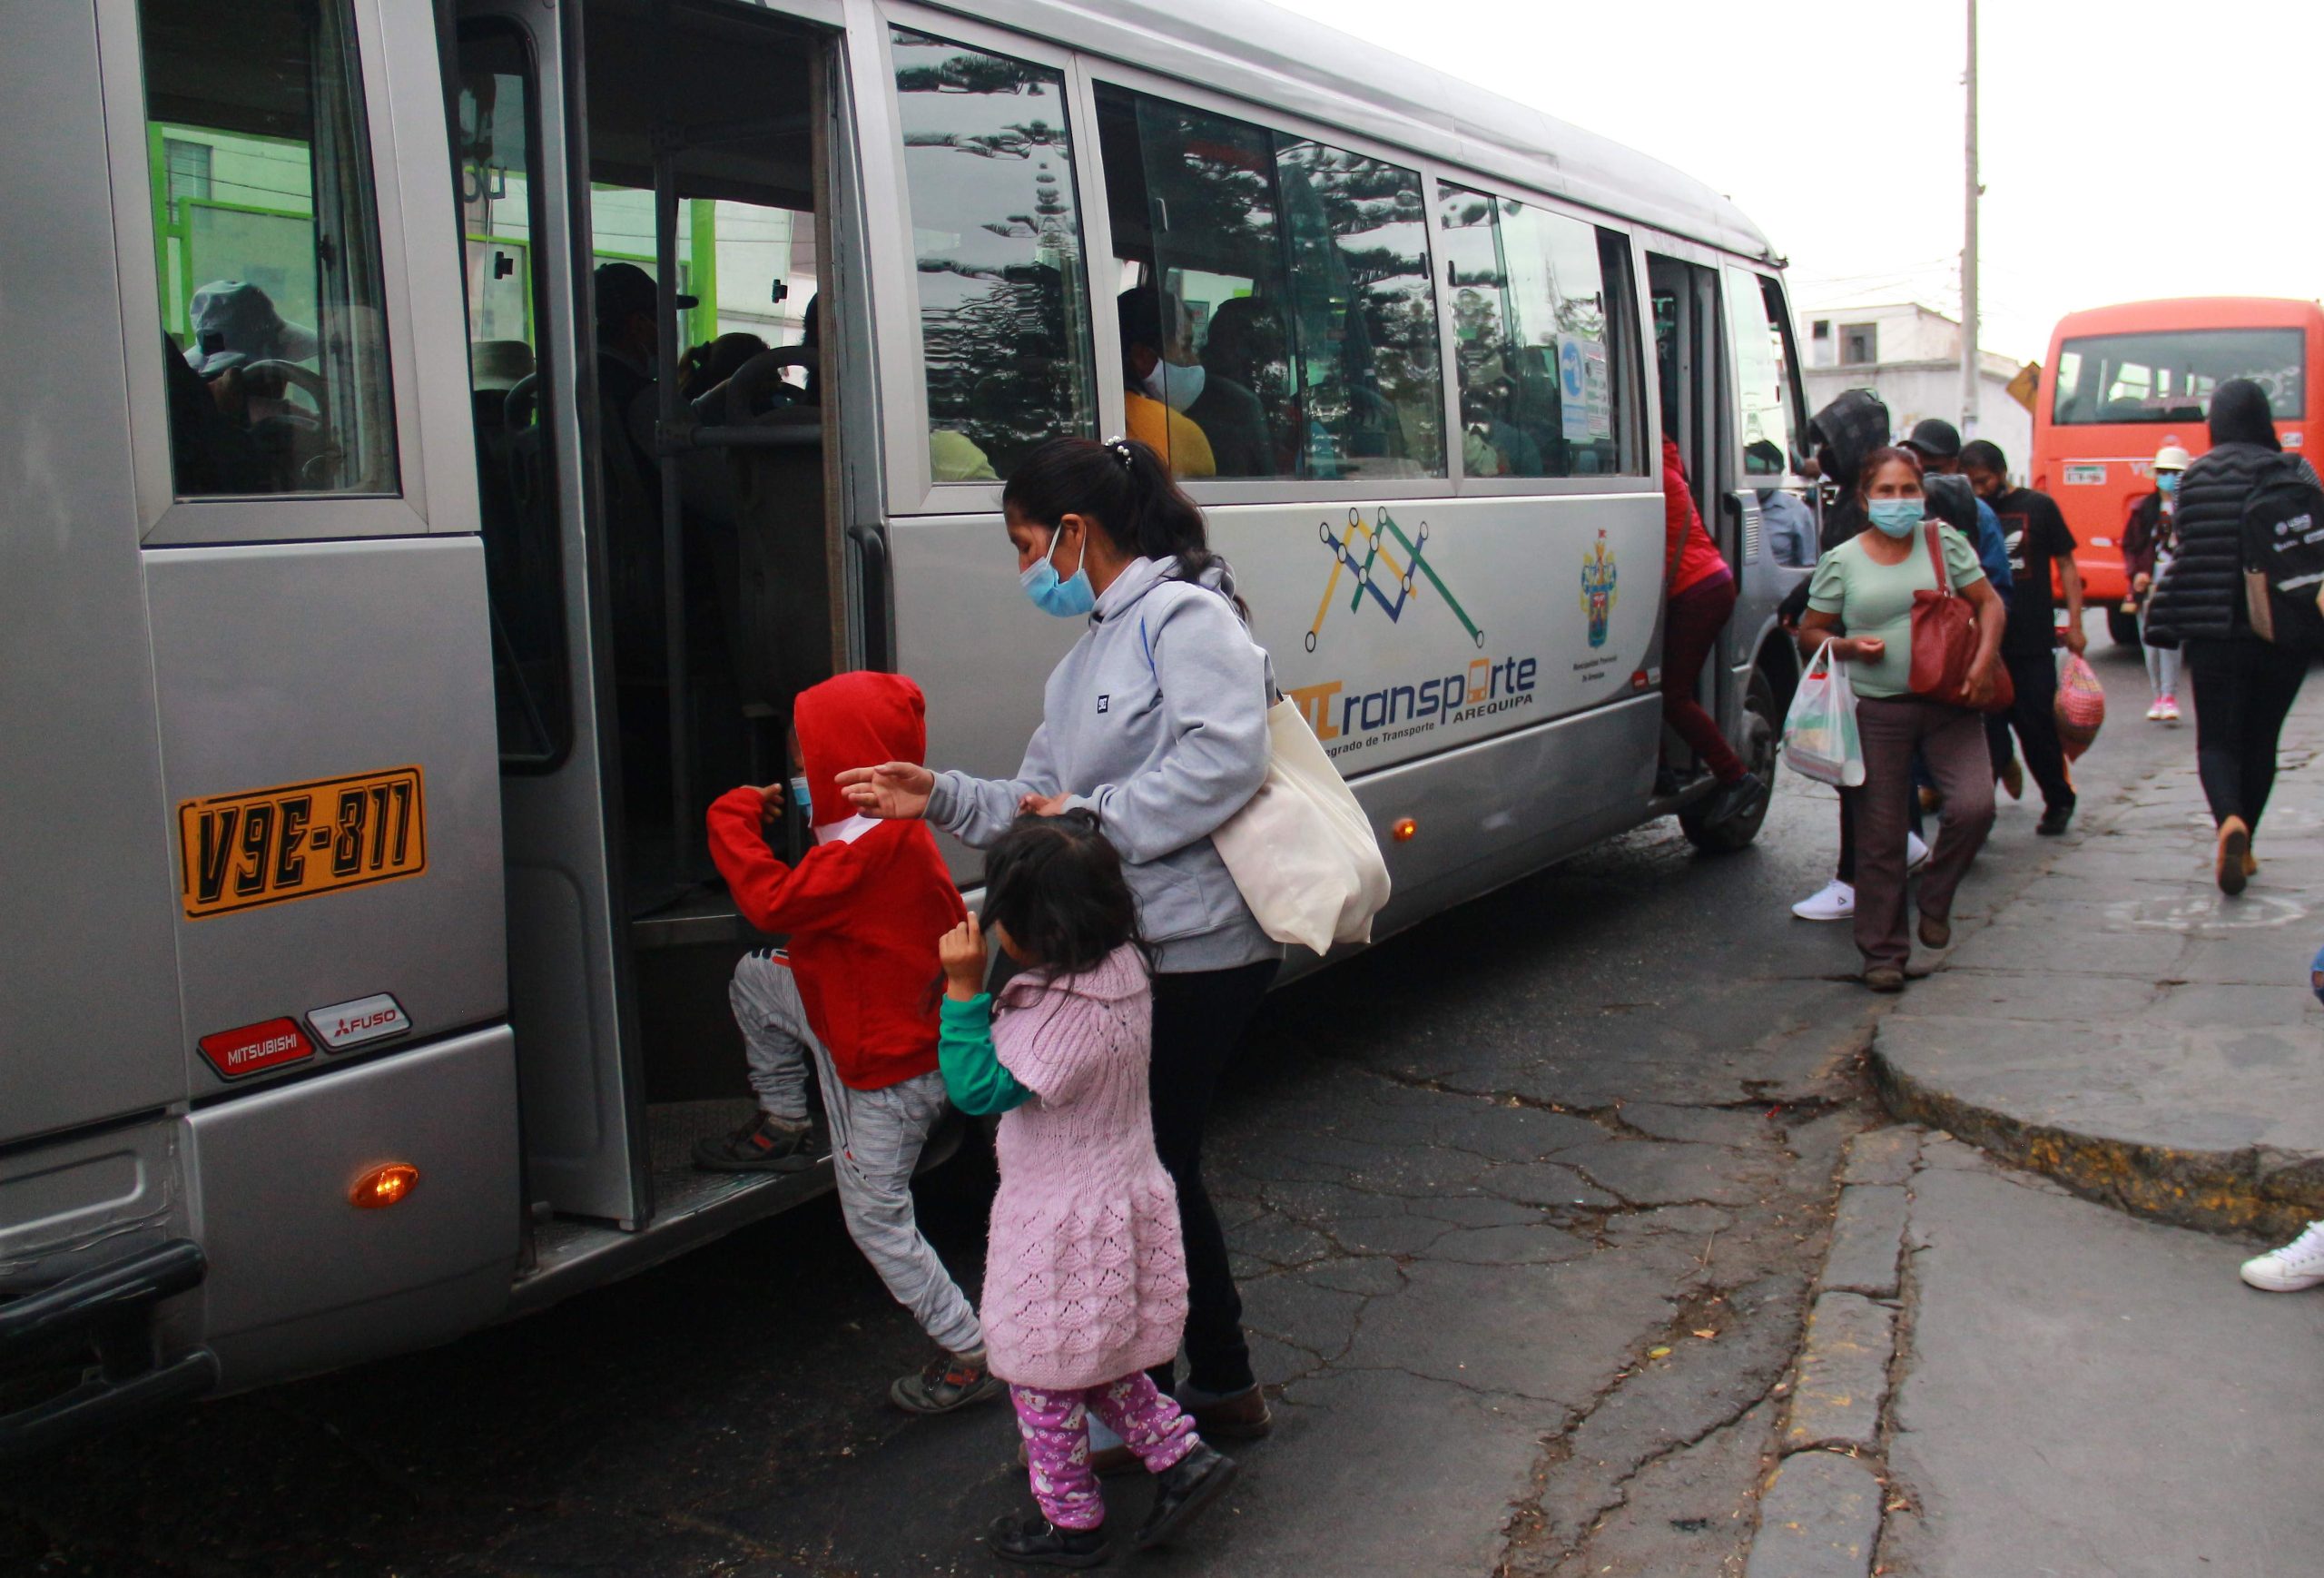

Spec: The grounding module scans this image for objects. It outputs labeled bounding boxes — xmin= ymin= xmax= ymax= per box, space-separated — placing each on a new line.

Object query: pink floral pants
xmin=1009 ymin=1374 xmax=1198 ymax=1530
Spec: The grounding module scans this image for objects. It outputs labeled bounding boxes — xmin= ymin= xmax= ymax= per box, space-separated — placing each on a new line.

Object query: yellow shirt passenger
xmin=1126 ymin=390 xmax=1216 ymax=479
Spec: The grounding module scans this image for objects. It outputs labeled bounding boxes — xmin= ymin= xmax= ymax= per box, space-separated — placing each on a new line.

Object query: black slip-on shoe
xmin=987 ymin=1513 xmax=1111 ymax=1569
xmin=1133 ymin=1443 xmax=1238 ymax=1550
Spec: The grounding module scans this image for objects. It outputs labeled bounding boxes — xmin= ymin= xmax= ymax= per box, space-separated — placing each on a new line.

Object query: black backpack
xmin=2240 ymin=459 xmax=2324 ymax=652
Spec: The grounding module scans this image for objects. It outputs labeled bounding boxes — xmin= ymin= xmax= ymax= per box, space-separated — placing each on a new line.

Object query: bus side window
xmin=138 ymin=0 xmax=399 ymax=498
xmin=1435 ymin=185 xmax=1628 ymax=479
xmin=1726 ymin=268 xmax=1801 ymax=481
xmin=890 ymin=30 xmax=1097 ymax=481
xmin=1096 ymin=85 xmax=1298 ymax=480
xmin=1275 ymin=141 xmax=1443 ymax=480
xmin=458 ymin=25 xmax=568 ymax=767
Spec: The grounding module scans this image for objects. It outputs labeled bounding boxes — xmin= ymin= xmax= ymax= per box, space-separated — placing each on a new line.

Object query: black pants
xmin=1145 ymin=957 xmax=1277 ymax=1399
xmin=2185 ymin=638 xmax=2309 ymax=833
xmin=1984 ymin=649 xmax=2073 ymax=814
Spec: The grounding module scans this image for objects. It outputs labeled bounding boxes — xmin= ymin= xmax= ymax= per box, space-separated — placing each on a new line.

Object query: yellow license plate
xmin=178 ymin=766 xmax=428 ymax=919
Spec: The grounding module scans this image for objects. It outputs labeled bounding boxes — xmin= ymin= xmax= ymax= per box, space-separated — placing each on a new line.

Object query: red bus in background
xmin=2032 ymin=297 xmax=2322 ymax=644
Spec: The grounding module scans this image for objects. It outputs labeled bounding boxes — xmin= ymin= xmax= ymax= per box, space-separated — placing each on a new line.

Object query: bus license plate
xmin=178 ymin=766 xmax=427 ymax=919
xmin=2063 ymin=464 xmax=2107 ymax=486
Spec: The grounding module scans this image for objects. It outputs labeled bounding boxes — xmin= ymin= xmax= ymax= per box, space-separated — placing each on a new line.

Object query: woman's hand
xmin=1016 ymin=791 xmax=1073 ymax=817
xmin=1842 ymin=636 xmax=1886 ymax=663
xmin=2132 ymin=571 xmax=2152 ymax=595
xmin=938 ymin=916 xmax=987 ymax=1001
xmin=837 ymin=761 xmax=934 ymax=820
xmin=1962 ymin=654 xmax=1999 ymax=709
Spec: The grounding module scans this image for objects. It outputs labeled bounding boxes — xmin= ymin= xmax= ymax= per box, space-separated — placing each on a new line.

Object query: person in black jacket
xmin=2143 ymin=379 xmax=2318 ymax=893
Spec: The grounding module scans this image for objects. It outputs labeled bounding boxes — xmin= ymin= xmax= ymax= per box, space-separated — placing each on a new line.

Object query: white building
xmin=1797 ymin=301 xmax=2034 ymax=473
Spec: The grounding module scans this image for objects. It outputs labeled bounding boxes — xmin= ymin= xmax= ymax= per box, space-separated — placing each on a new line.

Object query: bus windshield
xmin=2051 ymin=327 xmax=2305 ymax=426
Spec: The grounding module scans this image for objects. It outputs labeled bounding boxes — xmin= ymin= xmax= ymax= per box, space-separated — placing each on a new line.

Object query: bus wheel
xmin=2106 ymin=607 xmax=2142 ymax=646
xmin=1681 ymin=666 xmax=1777 ymax=854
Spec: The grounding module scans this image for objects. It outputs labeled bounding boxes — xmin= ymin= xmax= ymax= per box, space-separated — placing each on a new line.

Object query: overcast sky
xmin=1262 ymin=0 xmax=2323 ymax=365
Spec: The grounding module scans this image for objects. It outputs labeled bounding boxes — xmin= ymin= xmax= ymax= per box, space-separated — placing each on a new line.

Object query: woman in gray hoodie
xmin=839 ymin=435 xmax=1281 ymax=1445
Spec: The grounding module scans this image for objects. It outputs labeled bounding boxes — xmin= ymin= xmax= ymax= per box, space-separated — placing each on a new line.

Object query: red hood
xmin=795 ymin=671 xmax=928 ymax=825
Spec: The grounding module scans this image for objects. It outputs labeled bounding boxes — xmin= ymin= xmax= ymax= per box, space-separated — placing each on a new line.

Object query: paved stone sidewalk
xmin=1872 ymin=685 xmax=2324 ymax=1237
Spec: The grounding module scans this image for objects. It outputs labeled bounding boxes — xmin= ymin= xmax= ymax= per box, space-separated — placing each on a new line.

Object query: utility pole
xmin=1961 ymin=0 xmax=1981 ymax=436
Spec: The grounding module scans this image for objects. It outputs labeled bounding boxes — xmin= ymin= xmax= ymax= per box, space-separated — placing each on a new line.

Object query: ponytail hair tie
xmin=1102 ymin=434 xmax=1135 ymax=469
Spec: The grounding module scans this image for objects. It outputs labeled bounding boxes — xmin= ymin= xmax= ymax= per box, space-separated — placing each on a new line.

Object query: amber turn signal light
xmin=351 ymin=1163 xmax=419 ymax=1209
xmin=1391 ymin=817 xmax=1418 ymax=843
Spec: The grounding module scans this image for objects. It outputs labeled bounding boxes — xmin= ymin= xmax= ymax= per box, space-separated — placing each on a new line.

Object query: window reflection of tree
xmin=895 ymin=35 xmax=1090 ymax=476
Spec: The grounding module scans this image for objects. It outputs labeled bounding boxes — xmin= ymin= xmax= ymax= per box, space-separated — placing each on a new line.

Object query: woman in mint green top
xmin=1796 ymin=446 xmax=2005 ymax=992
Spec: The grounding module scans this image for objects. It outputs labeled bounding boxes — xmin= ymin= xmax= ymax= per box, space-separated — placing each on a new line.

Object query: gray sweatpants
xmin=731 ymin=951 xmax=983 ymax=1356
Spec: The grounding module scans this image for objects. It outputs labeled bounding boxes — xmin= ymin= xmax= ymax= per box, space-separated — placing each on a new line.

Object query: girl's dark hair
xmin=1855 ymin=445 xmax=1925 ymax=499
xmin=980 ymin=810 xmax=1142 ymax=976
xmin=1003 ymin=436 xmax=1246 ymax=617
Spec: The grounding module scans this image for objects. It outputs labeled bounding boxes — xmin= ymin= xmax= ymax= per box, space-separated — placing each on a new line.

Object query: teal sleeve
xmin=939 ymin=994 xmax=1033 ymax=1115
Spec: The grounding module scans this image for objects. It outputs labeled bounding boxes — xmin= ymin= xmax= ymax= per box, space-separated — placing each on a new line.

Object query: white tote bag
xmin=1212 ymin=697 xmax=1393 ymax=953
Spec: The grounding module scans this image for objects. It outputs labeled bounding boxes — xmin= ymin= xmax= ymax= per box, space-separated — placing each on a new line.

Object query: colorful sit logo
xmin=1580 ymin=529 xmax=1619 ymax=648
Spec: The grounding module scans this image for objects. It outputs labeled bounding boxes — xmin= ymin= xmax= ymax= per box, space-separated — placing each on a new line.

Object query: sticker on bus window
xmin=2063 ymin=464 xmax=2107 ymax=486
xmin=177 ymin=766 xmax=427 ymax=919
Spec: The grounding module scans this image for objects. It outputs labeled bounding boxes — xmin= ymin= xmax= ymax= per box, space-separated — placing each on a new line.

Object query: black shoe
xmin=691 ymin=1112 xmax=825 ymax=1172
xmin=1653 ymin=766 xmax=1683 ymax=798
xmin=890 ymin=1350 xmax=1007 ymax=1415
xmin=1134 ymin=1443 xmax=1238 ymax=1550
xmin=2035 ymin=804 xmax=2074 ymax=837
xmin=987 ymin=1513 xmax=1111 ymax=1569
xmin=1703 ymin=772 xmax=1765 ymax=825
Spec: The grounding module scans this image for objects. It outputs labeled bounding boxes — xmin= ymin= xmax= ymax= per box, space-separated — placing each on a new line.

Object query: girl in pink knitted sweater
xmin=937 ymin=812 xmax=1238 ymax=1568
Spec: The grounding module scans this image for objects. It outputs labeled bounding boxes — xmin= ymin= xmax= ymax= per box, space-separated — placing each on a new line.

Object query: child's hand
xmin=752 ymin=784 xmax=786 ymax=826
xmin=938 ymin=916 xmax=987 ymax=999
xmin=838 ymin=762 xmax=934 ymax=820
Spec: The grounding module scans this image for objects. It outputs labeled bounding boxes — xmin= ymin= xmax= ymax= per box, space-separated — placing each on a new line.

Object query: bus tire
xmin=1680 ymin=666 xmax=1777 ymax=854
xmin=2106 ymin=607 xmax=2142 ymax=646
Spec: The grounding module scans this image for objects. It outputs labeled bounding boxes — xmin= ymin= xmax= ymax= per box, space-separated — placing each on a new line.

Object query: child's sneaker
xmin=2242 ymin=1221 xmax=2324 ymax=1291
xmin=2145 ymin=698 xmax=2165 ymax=721
xmin=2159 ymin=693 xmax=2181 ymax=722
xmin=692 ymin=1112 xmax=825 ymax=1173
xmin=891 ymin=1349 xmax=1006 ymax=1414
xmin=986 ymin=1513 xmax=1111 ymax=1569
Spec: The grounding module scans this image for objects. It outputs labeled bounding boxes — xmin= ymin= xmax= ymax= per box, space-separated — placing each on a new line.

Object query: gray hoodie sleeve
xmin=1068 ymin=589 xmax=1269 ymax=864
xmin=927 ymin=723 xmax=1061 ymax=850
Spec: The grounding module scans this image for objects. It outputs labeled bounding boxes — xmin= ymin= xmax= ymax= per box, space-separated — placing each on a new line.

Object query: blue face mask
xmin=1020 ymin=526 xmax=1096 ymax=618
xmin=1867 ymin=498 xmax=1925 ymax=538
xmin=2158 ymin=471 xmax=2181 ymax=497
xmin=788 ymin=775 xmax=812 ymax=814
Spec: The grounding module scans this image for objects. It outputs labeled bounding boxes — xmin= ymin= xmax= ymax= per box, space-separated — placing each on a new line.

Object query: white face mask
xmin=1139 ymin=358 xmax=1206 ymax=413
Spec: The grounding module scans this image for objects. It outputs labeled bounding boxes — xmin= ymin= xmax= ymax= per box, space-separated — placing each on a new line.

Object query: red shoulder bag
xmin=1906 ymin=524 xmax=2013 ymax=714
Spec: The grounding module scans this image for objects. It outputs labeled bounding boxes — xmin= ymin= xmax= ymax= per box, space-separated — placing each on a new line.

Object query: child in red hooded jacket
xmin=698 ymin=672 xmax=999 ymax=1415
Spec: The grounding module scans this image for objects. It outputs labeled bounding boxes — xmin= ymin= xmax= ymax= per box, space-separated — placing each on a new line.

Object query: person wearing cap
xmin=594 ymin=259 xmax=697 ymax=474
xmin=1961 ymin=438 xmax=2082 ymax=834
xmin=185 ymin=280 xmax=318 ymax=378
xmin=1901 ymin=419 xmax=2014 ymax=607
xmin=2121 ymin=445 xmax=2189 ymax=721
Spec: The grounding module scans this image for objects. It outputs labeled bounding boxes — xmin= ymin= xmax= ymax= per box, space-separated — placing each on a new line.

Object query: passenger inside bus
xmin=1118 ymin=287 xmax=1217 ymax=478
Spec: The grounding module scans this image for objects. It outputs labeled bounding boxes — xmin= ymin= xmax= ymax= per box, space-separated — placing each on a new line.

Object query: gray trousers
xmin=731 ymin=951 xmax=983 ymax=1355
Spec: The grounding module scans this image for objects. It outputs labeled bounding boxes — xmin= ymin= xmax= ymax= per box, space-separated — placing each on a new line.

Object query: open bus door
xmin=453 ymin=0 xmax=863 ymax=1274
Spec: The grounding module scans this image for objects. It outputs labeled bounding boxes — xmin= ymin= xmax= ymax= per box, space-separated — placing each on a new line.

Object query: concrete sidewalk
xmin=1872 ymin=683 xmax=2324 ymax=1238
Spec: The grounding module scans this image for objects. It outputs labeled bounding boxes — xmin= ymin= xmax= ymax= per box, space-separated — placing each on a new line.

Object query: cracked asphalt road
xmin=6 ymin=756 xmax=1952 ymax=1578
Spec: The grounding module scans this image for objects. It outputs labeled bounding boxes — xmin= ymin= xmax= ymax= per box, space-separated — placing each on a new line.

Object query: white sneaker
xmin=2241 ymin=1222 xmax=2324 ymax=1291
xmin=1792 ymin=879 xmax=1855 ymax=922
xmin=1906 ymin=833 xmax=1931 ymax=873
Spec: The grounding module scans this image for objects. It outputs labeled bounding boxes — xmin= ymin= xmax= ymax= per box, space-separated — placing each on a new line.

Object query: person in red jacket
xmin=698 ymin=671 xmax=999 ymax=1415
xmin=1660 ymin=435 xmax=1760 ymax=824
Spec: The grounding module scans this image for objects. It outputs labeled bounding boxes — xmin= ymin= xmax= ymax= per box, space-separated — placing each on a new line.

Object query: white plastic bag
xmin=1780 ymin=640 xmax=1865 ymax=788
xmin=1212 ymin=698 xmax=1392 ymax=953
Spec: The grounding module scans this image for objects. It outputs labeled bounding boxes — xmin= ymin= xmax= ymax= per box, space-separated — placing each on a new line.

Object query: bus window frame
xmin=1723 ymin=265 xmax=1813 ymax=494
xmin=1073 ymin=55 xmax=1460 ymax=508
xmin=97 ymin=0 xmax=476 ymax=546
xmin=1426 ymin=174 xmax=1655 ymax=498
xmin=868 ymin=6 xmax=1108 ymax=520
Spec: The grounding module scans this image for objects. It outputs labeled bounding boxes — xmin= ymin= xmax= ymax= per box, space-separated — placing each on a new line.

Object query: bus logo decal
xmin=176 ymin=766 xmax=428 ymax=919
xmin=1581 ymin=530 xmax=1619 ymax=648
xmin=1305 ymin=507 xmax=1484 ymax=654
